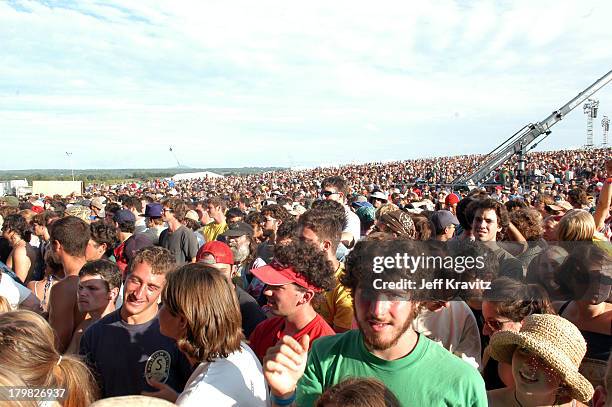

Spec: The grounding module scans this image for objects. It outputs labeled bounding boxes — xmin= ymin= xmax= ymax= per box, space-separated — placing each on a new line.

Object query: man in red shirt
xmin=248 ymin=239 xmax=336 ymax=362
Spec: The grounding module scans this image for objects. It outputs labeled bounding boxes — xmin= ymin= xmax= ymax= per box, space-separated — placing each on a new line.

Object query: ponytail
xmin=52 ymin=354 xmax=99 ymax=407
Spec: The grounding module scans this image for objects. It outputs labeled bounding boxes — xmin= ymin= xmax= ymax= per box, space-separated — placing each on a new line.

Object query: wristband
xmin=606 ymin=178 xmax=612 ymax=184
xmin=271 ymin=391 xmax=296 ymax=406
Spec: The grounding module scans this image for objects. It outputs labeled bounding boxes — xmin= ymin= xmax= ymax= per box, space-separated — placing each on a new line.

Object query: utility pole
xmin=65 ymin=152 xmax=75 ymax=181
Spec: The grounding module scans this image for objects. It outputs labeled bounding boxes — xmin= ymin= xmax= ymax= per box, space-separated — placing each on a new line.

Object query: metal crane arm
xmin=453 ymin=69 xmax=612 ymax=186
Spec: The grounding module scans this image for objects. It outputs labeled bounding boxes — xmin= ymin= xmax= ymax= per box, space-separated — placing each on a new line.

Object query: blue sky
xmin=1 ymin=0 xmax=611 ymax=170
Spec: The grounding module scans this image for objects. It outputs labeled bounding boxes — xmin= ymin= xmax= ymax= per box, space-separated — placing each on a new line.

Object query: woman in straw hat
xmin=487 ymin=314 xmax=594 ymax=406
xmin=554 ymin=244 xmax=611 ymax=388
xmin=481 ymin=277 xmax=555 ymax=391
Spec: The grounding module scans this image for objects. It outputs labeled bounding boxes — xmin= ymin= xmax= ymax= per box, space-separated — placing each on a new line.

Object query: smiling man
xmin=248 ymin=239 xmax=336 ymax=362
xmin=79 ymin=246 xmax=192 ymax=398
xmin=263 ymin=238 xmax=487 ymax=407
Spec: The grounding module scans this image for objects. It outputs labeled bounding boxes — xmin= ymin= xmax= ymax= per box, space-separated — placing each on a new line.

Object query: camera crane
xmin=451 ymin=69 xmax=612 ymax=187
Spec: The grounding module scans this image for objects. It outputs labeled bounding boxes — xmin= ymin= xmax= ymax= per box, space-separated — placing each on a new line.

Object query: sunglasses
xmin=320 ymin=190 xmax=338 ymax=198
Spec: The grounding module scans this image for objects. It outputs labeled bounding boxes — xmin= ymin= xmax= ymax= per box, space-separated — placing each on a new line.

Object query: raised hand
xmin=263 ymin=334 xmax=310 ymax=398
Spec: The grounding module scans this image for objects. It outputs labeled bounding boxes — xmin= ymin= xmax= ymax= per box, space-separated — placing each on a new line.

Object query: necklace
xmin=514 ymin=390 xmax=524 ymax=407
xmin=514 ymin=390 xmax=574 ymax=407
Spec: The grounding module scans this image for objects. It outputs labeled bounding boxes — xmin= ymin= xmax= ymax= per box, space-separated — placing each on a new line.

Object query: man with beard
xmin=219 ymin=221 xmax=262 ymax=294
xmin=256 ymin=204 xmax=291 ymax=264
xmin=263 ymin=238 xmax=487 ymax=407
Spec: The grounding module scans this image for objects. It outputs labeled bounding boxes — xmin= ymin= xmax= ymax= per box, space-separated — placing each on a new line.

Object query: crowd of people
xmin=0 ymin=147 xmax=610 ymax=407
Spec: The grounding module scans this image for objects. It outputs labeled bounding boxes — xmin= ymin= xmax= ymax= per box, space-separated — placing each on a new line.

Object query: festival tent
xmin=172 ymin=171 xmax=224 ymax=181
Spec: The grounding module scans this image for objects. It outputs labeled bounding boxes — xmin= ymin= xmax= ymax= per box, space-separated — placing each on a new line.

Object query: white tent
xmin=172 ymin=171 xmax=224 ymax=181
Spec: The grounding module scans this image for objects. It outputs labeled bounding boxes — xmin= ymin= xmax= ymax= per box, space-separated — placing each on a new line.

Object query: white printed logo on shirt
xmin=145 ymin=350 xmax=171 ymax=384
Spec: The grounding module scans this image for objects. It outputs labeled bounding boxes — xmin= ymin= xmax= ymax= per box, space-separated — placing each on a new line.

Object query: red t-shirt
xmin=249 ymin=314 xmax=335 ymax=362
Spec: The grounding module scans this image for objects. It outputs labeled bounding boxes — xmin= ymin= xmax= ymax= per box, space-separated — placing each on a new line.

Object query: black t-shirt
xmin=0 ymin=238 xmax=11 ymax=264
xmin=235 ymin=285 xmax=266 ymax=338
xmin=80 ymin=308 xmax=193 ymax=398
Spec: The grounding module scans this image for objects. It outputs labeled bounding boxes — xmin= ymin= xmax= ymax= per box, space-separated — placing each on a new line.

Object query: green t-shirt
xmin=297 ymin=330 xmax=486 ymax=407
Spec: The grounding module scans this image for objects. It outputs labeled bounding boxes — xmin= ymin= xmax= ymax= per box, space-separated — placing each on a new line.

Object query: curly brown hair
xmin=509 ymin=208 xmax=543 ymax=241
xmin=467 ymin=198 xmax=510 ymax=240
xmin=272 ymin=239 xmax=335 ymax=293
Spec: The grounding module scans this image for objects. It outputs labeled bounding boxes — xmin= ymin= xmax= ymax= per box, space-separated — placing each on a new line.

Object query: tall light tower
xmin=602 ymin=115 xmax=609 ymax=147
xmin=583 ymin=98 xmax=599 ymax=148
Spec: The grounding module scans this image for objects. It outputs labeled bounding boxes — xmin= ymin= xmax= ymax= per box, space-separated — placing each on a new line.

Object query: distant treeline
xmin=0 ymin=167 xmax=285 ymax=182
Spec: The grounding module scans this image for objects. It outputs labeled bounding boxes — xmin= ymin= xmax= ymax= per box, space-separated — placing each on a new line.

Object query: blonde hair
xmin=556 ymin=209 xmax=595 ymax=242
xmin=0 ymin=311 xmax=98 ymax=406
xmin=0 ymin=295 xmax=11 ymax=312
xmin=0 ymin=370 xmax=38 ymax=407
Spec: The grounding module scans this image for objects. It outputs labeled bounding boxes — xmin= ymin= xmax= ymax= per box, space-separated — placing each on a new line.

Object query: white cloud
xmin=0 ymin=0 xmax=611 ymax=169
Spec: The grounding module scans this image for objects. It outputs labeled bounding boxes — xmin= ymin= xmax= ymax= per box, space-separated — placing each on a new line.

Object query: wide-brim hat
xmin=489 ymin=314 xmax=594 ymax=403
xmin=369 ymin=191 xmax=388 ymax=201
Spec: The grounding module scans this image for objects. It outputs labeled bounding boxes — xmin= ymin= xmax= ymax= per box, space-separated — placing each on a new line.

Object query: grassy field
xmin=0 ymin=167 xmax=285 ymax=184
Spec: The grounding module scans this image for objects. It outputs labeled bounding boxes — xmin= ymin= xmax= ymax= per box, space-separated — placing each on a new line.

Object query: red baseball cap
xmin=196 ymin=241 xmax=234 ymax=265
xmin=445 ymin=193 xmax=460 ymax=205
xmin=251 ymin=259 xmax=323 ymax=292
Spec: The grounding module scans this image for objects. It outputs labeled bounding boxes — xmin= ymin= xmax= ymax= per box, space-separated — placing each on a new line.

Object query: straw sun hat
xmin=489 ymin=314 xmax=594 ymax=403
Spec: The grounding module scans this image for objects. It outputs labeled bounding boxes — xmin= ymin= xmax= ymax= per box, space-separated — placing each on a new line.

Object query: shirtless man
xmin=66 ymin=259 xmax=120 ymax=354
xmin=47 ymin=216 xmax=91 ymax=353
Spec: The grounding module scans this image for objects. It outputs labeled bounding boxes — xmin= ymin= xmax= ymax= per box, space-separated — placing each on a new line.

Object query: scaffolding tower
xmin=583 ymin=98 xmax=599 ymax=147
xmin=603 ymin=115 xmax=610 ymax=147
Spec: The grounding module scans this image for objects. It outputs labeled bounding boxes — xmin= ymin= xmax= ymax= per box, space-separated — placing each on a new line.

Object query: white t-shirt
xmin=0 ymin=271 xmax=32 ymax=309
xmin=412 ymin=300 xmax=482 ymax=369
xmin=176 ymin=343 xmax=269 ymax=407
xmin=343 ymin=205 xmax=361 ymax=243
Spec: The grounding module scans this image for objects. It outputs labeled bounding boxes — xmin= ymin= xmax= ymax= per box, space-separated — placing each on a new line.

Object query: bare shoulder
xmin=51 ymin=276 xmax=79 ymax=295
xmin=26 ymin=280 xmax=37 ymax=291
xmin=13 ymin=244 xmax=26 ymax=256
xmin=487 ymin=387 xmax=513 ymax=407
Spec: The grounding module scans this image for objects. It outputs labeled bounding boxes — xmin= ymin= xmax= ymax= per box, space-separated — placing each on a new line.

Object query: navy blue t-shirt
xmin=80 ymin=308 xmax=193 ymax=398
